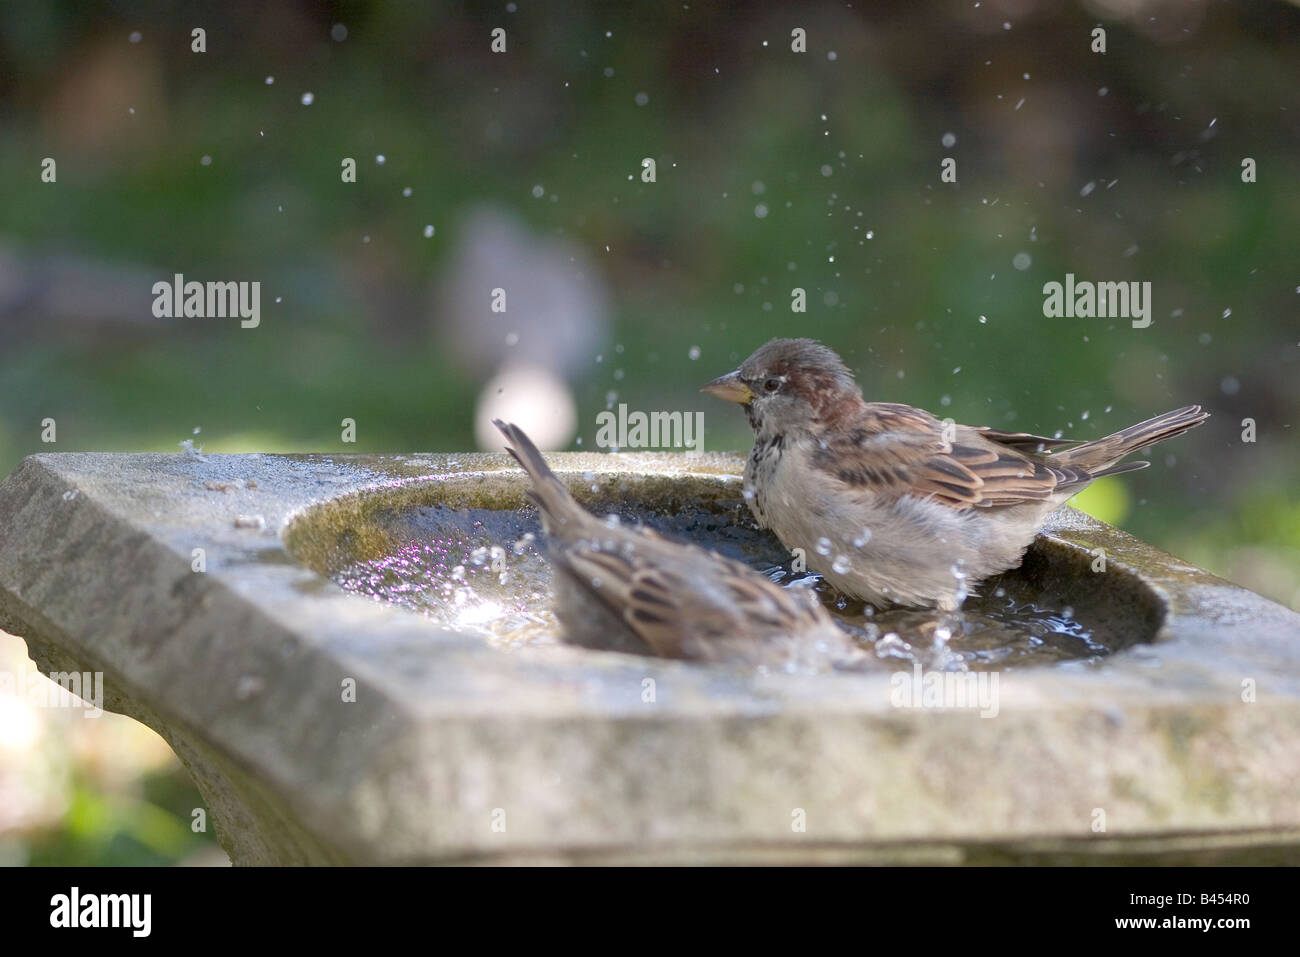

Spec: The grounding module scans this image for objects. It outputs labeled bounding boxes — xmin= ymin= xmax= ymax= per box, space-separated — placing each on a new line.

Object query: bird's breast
xmin=744 ymin=433 xmax=786 ymax=525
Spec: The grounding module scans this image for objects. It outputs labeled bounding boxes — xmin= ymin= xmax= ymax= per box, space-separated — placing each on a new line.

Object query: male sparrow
xmin=494 ymin=419 xmax=867 ymax=671
xmin=702 ymin=339 xmax=1209 ymax=611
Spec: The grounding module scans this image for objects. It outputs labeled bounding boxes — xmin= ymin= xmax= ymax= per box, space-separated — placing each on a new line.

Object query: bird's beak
xmin=700 ymin=371 xmax=753 ymax=404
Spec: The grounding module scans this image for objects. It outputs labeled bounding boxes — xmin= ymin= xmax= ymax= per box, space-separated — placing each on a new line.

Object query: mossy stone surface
xmin=1 ymin=451 xmax=1297 ymax=864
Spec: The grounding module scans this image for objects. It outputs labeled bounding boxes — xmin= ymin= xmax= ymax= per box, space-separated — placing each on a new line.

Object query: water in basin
xmin=326 ymin=497 xmax=1124 ymax=672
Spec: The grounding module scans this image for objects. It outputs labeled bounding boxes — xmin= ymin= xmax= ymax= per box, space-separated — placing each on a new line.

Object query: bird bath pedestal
xmin=1 ymin=451 xmax=1298 ymax=864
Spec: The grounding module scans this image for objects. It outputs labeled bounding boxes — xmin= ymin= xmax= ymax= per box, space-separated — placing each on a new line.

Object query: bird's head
xmin=701 ymin=338 xmax=863 ymax=436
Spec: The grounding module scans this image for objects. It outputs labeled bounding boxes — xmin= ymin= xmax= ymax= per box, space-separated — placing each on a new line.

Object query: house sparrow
xmin=493 ymin=419 xmax=868 ymax=671
xmin=702 ymin=338 xmax=1209 ymax=611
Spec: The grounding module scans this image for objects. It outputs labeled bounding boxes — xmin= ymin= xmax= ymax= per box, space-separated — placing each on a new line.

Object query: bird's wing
xmin=812 ymin=402 xmax=1093 ymax=509
xmin=969 ymin=426 xmax=1081 ymax=454
xmin=556 ymin=529 xmax=826 ymax=659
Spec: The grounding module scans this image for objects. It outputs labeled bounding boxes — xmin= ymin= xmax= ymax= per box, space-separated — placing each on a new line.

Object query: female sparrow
xmin=702 ymin=338 xmax=1209 ymax=611
xmin=493 ymin=419 xmax=867 ymax=671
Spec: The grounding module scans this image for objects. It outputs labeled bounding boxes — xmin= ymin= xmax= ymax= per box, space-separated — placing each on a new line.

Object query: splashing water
xmin=326 ymin=499 xmax=1115 ymax=672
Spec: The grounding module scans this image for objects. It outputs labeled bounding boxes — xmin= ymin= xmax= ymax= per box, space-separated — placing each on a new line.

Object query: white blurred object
xmin=433 ymin=207 xmax=609 ymax=450
xmin=474 ymin=362 xmax=578 ymax=452
xmin=0 ymin=693 xmax=40 ymax=755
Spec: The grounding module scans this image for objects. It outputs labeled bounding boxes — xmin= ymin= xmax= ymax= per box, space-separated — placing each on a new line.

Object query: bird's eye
xmin=763 ymin=377 xmax=782 ymax=393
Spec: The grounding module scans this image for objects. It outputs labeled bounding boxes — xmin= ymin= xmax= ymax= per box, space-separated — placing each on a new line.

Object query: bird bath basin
xmin=286 ymin=467 xmax=1152 ymax=671
xmin=1 ymin=450 xmax=1298 ymax=864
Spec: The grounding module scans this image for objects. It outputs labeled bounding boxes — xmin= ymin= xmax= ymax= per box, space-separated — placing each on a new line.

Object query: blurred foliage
xmin=0 ymin=633 xmax=223 ymax=866
xmin=0 ymin=1 xmax=1298 ymax=861
xmin=25 ymin=764 xmax=215 ymax=866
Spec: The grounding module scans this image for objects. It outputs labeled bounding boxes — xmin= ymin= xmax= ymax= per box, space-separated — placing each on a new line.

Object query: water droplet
xmin=423 ymin=225 xmax=435 ymax=238
xmin=531 ymin=184 xmax=545 ymax=198
xmin=235 ymin=675 xmax=265 ymax=700
xmin=941 ymin=132 xmax=956 ymax=148
xmin=754 ymin=204 xmax=769 ymax=218
xmin=634 ymin=92 xmax=649 ymax=106
xmin=832 ymin=555 xmax=851 ymax=575
xmin=688 ymin=345 xmax=701 ymax=360
xmin=815 ymin=537 xmax=832 ymax=556
xmin=301 ymin=91 xmax=314 ymax=105
xmin=1012 ymin=251 xmax=1032 ymax=270
xmin=875 ymin=632 xmax=909 ymax=659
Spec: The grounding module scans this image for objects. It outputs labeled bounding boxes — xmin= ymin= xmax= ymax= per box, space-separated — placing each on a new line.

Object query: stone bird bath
xmin=1 ymin=451 xmax=1298 ymax=864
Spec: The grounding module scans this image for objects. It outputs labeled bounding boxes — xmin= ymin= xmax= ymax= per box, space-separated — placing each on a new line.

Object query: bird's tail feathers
xmin=1054 ymin=405 xmax=1209 ymax=471
xmin=492 ymin=419 xmax=577 ymax=524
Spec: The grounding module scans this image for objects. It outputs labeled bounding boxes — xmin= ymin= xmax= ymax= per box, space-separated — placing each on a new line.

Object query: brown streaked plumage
xmin=702 ymin=338 xmax=1209 ymax=610
xmin=494 ymin=419 xmax=867 ymax=671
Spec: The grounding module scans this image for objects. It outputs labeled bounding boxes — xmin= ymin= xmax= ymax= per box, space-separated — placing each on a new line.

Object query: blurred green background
xmin=0 ymin=0 xmax=1296 ymax=863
